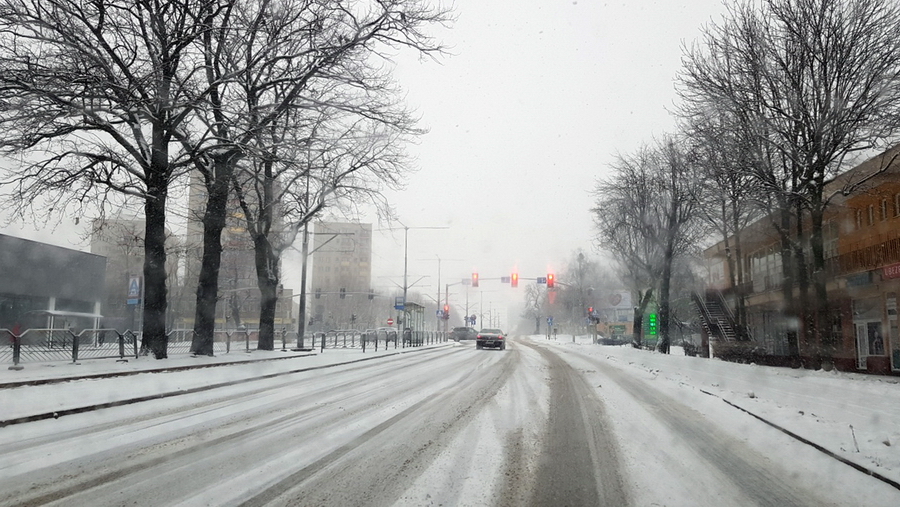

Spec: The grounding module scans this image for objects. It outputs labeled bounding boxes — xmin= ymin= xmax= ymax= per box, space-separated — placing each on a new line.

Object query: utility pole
xmin=294 ymin=229 xmax=352 ymax=350
xmin=296 ymin=223 xmax=309 ymax=349
xmin=394 ymin=222 xmax=448 ymax=330
xmin=436 ymin=255 xmax=441 ymax=332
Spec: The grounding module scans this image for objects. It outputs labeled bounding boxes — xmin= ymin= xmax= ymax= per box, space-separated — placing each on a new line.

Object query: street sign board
xmin=127 ymin=275 xmax=141 ymax=305
xmin=500 ymin=276 xmax=510 ymax=283
xmin=387 ymin=318 xmax=394 ymax=326
xmin=394 ymin=296 xmax=404 ymax=310
xmin=537 ymin=276 xmax=547 ymax=284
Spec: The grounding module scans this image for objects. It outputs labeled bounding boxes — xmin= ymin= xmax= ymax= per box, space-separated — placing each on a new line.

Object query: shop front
xmin=846 ymin=265 xmax=900 ymax=375
xmin=884 ymin=263 xmax=900 ymax=373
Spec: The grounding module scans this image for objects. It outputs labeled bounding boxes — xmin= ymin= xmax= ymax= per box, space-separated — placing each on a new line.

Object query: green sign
xmin=648 ymin=313 xmax=658 ymax=335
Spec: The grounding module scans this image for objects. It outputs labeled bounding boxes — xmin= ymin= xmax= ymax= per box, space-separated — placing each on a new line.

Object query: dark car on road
xmin=450 ymin=326 xmax=477 ymax=341
xmin=476 ymin=328 xmax=506 ymax=350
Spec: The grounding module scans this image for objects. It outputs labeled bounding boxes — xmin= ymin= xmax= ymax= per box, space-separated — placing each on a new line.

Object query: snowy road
xmin=1 ymin=337 xmax=897 ymax=506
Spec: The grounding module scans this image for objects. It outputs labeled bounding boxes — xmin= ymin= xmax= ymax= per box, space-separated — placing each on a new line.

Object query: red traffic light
xmin=511 ymin=273 xmax=518 ymax=288
xmin=547 ymin=273 xmax=555 ymax=288
xmin=443 ymin=304 xmax=450 ymax=318
xmin=472 ymin=272 xmax=479 ymax=287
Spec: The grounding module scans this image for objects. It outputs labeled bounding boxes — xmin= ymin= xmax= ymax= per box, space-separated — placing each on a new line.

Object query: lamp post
xmin=395 ymin=222 xmax=448 ymax=329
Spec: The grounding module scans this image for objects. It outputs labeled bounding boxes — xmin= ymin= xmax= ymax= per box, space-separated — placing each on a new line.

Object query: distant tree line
xmin=0 ymin=0 xmax=452 ymax=358
xmin=592 ymin=0 xmax=900 ymax=359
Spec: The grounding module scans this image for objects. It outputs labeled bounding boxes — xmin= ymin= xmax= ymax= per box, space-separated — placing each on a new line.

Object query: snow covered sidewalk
xmin=539 ymin=334 xmax=900 ymax=490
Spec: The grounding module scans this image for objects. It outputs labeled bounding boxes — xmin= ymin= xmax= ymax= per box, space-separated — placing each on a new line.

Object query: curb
xmin=0 ymin=352 xmax=317 ymax=389
xmin=0 ymin=344 xmax=451 ymax=428
xmin=698 ymin=388 xmax=900 ymax=492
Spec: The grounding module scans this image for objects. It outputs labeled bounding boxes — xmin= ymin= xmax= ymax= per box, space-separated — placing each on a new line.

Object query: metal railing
xmin=307 ymin=329 xmax=448 ymax=352
xmin=2 ymin=328 xmax=139 ymax=368
xmin=3 ymin=326 xmax=449 ymax=368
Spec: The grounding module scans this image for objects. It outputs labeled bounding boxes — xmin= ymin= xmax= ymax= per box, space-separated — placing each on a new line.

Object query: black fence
xmin=2 ymin=327 xmax=449 ymax=368
xmin=310 ymin=329 xmax=447 ymax=352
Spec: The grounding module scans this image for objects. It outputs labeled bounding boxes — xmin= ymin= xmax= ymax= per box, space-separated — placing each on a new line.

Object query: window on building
xmin=824 ymin=220 xmax=838 ymax=259
xmin=868 ymin=204 xmax=875 ymax=225
xmin=881 ymin=199 xmax=888 ymax=221
xmin=895 ymin=193 xmax=900 ymax=217
xmin=856 ymin=208 xmax=864 ymax=229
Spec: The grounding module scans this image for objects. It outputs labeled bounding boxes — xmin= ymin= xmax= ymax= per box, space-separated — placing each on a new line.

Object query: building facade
xmin=309 ymin=221 xmax=374 ymax=330
xmin=89 ymin=219 xmax=146 ymax=330
xmin=89 ymin=218 xmax=189 ymax=331
xmin=703 ymin=147 xmax=900 ymax=375
xmin=0 ymin=233 xmax=106 ymax=331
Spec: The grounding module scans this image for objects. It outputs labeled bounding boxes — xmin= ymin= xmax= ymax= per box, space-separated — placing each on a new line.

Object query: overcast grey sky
xmin=1 ymin=0 xmax=729 ymax=326
xmin=344 ymin=0 xmax=729 ymax=320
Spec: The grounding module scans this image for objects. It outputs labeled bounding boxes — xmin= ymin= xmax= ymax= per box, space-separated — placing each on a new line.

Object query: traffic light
xmin=444 ymin=304 xmax=450 ymax=319
xmin=547 ymin=273 xmax=555 ymax=288
xmin=511 ymin=273 xmax=518 ymax=288
xmin=340 ymin=287 xmax=346 ymax=299
xmin=472 ymin=272 xmax=479 ymax=287
xmin=588 ymin=306 xmax=593 ymax=314
xmin=648 ymin=313 xmax=658 ymax=335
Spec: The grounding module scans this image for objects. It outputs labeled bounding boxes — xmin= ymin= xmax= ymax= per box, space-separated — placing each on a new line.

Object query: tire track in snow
xmin=239 ymin=345 xmax=521 ymax=507
xmin=575 ymin=350 xmax=840 ymax=507
xmin=522 ymin=340 xmax=628 ymax=506
xmin=0 ymin=347 xmax=473 ymax=507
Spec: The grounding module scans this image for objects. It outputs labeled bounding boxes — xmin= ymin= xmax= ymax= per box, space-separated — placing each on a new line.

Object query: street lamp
xmin=394 ymin=221 xmax=448 ymax=329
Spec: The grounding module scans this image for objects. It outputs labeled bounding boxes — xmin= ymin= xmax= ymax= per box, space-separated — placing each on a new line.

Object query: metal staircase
xmin=692 ymin=290 xmax=746 ymax=343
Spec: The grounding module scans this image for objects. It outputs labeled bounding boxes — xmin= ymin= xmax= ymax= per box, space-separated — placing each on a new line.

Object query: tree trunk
xmin=140 ymin=128 xmax=170 ymax=359
xmin=632 ymin=289 xmax=653 ymax=348
xmin=793 ymin=199 xmax=813 ymax=367
xmin=731 ymin=197 xmax=747 ymax=330
xmin=190 ymin=156 xmax=233 ymax=355
xmin=778 ymin=203 xmax=800 ymax=362
xmin=142 ymin=181 xmax=169 ymax=359
xmin=808 ymin=177 xmax=830 ymax=364
xmin=658 ymin=231 xmax=675 ymax=354
xmin=254 ymin=235 xmax=279 ymax=351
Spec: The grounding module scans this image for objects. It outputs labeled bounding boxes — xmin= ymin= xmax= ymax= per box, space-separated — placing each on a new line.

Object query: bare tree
xmin=233 ymin=84 xmax=420 ymax=350
xmin=593 ymin=137 xmax=706 ymax=353
xmin=0 ymin=0 xmax=221 ymax=358
xmin=650 ymin=137 xmax=708 ymax=353
xmin=521 ymin=283 xmax=548 ymax=335
xmin=184 ymin=0 xmax=450 ymax=354
xmin=679 ymin=107 xmax=761 ymax=330
xmin=679 ymin=0 xmax=900 ymax=363
xmin=593 ymin=146 xmax=664 ymax=348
